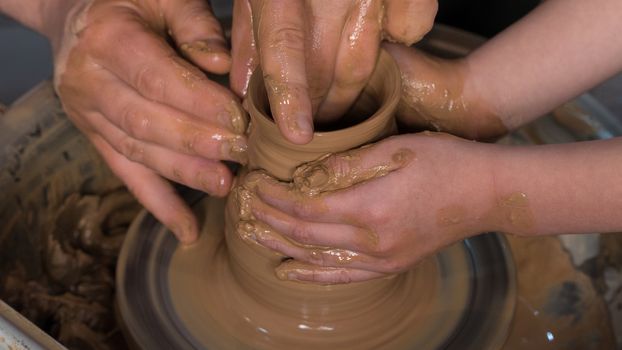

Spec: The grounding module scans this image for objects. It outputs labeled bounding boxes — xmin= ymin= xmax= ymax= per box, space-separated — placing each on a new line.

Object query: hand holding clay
xmin=52 ymin=0 xmax=248 ymax=243
xmin=384 ymin=43 xmax=509 ymax=141
xmin=238 ymin=133 xmax=495 ymax=284
xmin=230 ymin=0 xmax=438 ymax=144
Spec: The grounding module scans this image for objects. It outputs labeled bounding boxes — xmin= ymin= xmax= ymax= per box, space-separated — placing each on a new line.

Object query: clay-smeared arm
xmin=388 ymin=0 xmax=622 ymax=139
xmin=2 ymin=0 xmax=247 ymax=243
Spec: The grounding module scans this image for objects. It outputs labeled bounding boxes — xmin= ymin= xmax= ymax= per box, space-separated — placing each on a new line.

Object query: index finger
xmin=85 ymin=6 xmax=246 ymax=134
xmin=251 ymin=0 xmax=313 ymax=144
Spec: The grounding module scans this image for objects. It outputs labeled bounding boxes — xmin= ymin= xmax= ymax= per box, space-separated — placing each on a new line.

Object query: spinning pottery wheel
xmin=117 ymin=27 xmax=517 ymax=349
xmin=118 ymin=197 xmax=515 ymax=349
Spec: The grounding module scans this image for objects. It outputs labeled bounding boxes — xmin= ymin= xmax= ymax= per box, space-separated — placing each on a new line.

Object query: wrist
xmin=483 ymin=144 xmax=539 ymax=236
xmin=413 ymin=134 xmax=501 ymax=242
xmin=460 ymin=141 xmax=504 ymax=238
xmin=388 ymin=44 xmax=508 ymax=141
xmin=459 ymin=57 xmax=509 ymax=140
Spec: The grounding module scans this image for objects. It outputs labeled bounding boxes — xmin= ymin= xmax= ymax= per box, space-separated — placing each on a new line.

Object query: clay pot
xmin=245 ymin=50 xmax=400 ymax=180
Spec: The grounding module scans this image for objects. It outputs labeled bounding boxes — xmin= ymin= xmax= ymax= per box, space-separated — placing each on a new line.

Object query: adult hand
xmin=53 ymin=0 xmax=248 ymax=243
xmin=230 ymin=0 xmax=438 ymax=144
xmin=385 ymin=43 xmax=508 ymax=140
xmin=237 ymin=133 xmax=496 ymax=284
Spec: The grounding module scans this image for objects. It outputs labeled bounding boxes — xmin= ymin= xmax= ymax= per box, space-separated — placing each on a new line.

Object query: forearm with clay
xmin=389 ymin=0 xmax=622 ymax=140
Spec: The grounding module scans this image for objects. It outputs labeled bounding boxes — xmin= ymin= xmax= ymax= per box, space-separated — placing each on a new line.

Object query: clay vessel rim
xmin=246 ymin=50 xmax=401 ymax=145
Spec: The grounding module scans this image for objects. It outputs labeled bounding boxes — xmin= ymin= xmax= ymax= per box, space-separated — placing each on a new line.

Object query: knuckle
xmin=381 ymin=258 xmax=403 ymax=274
xmin=171 ymin=167 xmax=185 ymax=182
xmin=292 ymin=199 xmax=313 ymax=219
xmin=367 ymin=240 xmax=387 ymax=255
xmin=180 ymin=129 xmax=203 ymax=155
xmin=81 ymin=22 xmax=113 ymax=51
xmin=120 ymin=105 xmax=151 ymax=140
xmin=290 ymin=222 xmax=312 ymax=243
xmin=369 ymin=206 xmax=391 ymax=226
xmin=329 ymin=270 xmax=352 ymax=284
xmin=368 ymin=234 xmax=393 ymax=256
xmin=308 ymin=250 xmax=327 ymax=266
xmin=177 ymin=0 xmax=220 ymax=30
xmin=267 ymin=26 xmax=305 ymax=52
xmin=118 ymin=137 xmax=144 ymax=163
xmin=133 ymin=63 xmax=166 ymax=100
xmin=335 ymin=63 xmax=374 ymax=89
xmin=326 ymin=154 xmax=353 ymax=178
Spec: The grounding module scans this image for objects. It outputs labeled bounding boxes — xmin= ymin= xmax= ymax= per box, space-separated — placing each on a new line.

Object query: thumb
xmin=292 ymin=138 xmax=414 ymax=196
xmin=164 ymin=0 xmax=231 ymax=74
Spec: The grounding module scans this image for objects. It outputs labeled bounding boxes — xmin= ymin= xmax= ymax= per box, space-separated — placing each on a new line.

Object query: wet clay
xmin=165 ymin=51 xmax=512 ymax=349
xmin=2 ymin=190 xmax=140 ymax=350
xmin=482 ymin=192 xmax=536 ymax=235
xmin=290 ymin=147 xmax=415 ymax=196
xmin=246 ymin=52 xmax=400 ymax=181
xmin=395 ymin=49 xmax=507 ymax=141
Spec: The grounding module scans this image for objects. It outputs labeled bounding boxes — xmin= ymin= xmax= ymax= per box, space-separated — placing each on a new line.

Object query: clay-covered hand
xmin=239 ymin=133 xmax=496 ymax=284
xmin=385 ymin=43 xmax=508 ymax=140
xmin=53 ymin=0 xmax=249 ymax=243
xmin=230 ymin=0 xmax=438 ymax=144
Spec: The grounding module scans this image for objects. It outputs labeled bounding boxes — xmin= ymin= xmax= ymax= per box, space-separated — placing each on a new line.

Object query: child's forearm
xmin=487 ymin=137 xmax=622 ymax=236
xmin=465 ymin=0 xmax=622 ymax=130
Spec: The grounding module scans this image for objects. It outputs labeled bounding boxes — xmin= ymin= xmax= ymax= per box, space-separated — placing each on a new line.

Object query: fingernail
xmin=236 ymin=220 xmax=276 ymax=251
xmin=225 ymin=100 xmax=249 ymax=134
xmin=296 ymin=114 xmax=313 ymax=137
xmin=293 ymin=162 xmax=330 ymax=196
xmin=276 ymin=269 xmax=299 ymax=281
xmin=172 ymin=216 xmax=198 ymax=245
xmin=221 ymin=135 xmax=248 ymax=164
xmin=217 ymin=100 xmax=248 ymax=135
xmin=198 ymin=171 xmax=227 ymax=196
xmin=234 ymin=186 xmax=254 ymax=220
xmin=180 ymin=39 xmax=229 ymax=56
xmin=237 ymin=220 xmax=258 ymax=242
xmin=275 ymin=266 xmax=301 ymax=281
xmin=276 ymin=268 xmax=289 ymax=280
